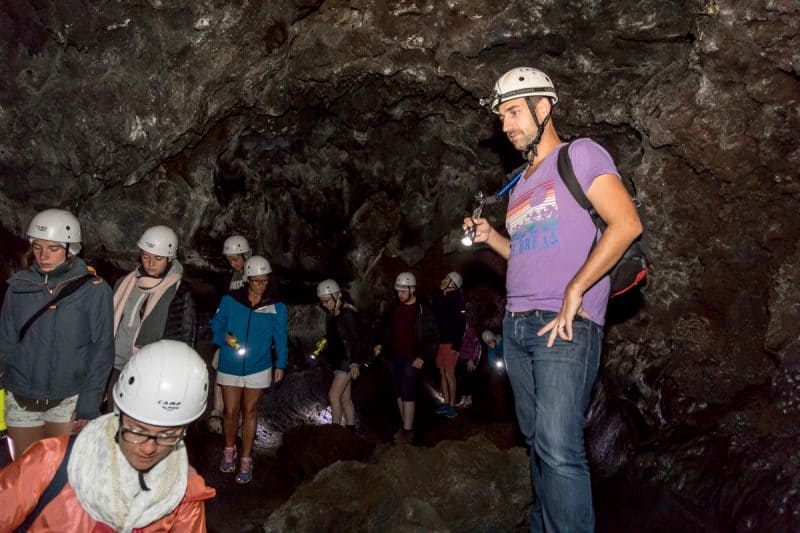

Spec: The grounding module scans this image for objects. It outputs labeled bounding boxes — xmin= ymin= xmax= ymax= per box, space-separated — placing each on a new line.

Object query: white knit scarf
xmin=67 ymin=414 xmax=189 ymax=532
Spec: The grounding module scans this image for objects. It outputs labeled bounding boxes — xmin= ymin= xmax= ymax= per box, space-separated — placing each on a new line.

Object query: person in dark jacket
xmin=107 ymin=225 xmax=196 ymax=412
xmin=434 ymin=271 xmax=467 ymax=419
xmin=377 ymin=272 xmax=439 ymax=444
xmin=0 ymin=208 xmax=114 ymax=459
xmin=316 ymin=279 xmax=363 ymax=431
xmin=210 ymin=255 xmax=288 ymax=484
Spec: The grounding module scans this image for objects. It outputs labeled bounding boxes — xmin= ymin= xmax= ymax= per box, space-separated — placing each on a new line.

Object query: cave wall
xmin=1 ymin=0 xmax=798 ymax=528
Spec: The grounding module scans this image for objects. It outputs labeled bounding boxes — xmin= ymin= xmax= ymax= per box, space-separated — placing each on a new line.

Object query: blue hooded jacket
xmin=210 ymin=287 xmax=288 ymax=376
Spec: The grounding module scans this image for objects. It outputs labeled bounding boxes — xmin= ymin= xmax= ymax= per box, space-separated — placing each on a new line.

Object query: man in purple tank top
xmin=464 ymin=68 xmax=642 ymax=533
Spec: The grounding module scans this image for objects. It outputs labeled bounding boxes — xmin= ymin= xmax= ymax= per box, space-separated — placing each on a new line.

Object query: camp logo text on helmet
xmin=485 ymin=67 xmax=558 ymax=113
xmin=158 ymin=400 xmax=183 ymax=412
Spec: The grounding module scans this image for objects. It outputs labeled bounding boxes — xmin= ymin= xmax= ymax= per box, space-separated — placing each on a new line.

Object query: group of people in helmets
xmin=0 ymin=209 xmax=215 ymax=530
xmin=0 ymin=63 xmax=641 ymax=532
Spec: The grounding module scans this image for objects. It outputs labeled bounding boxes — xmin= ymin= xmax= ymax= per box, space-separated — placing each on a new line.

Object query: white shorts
xmin=5 ymin=391 xmax=79 ymax=428
xmin=216 ymin=368 xmax=272 ymax=389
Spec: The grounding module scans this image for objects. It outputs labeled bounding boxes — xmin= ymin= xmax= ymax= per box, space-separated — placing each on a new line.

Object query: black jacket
xmin=325 ymin=304 xmax=366 ymax=367
xmin=434 ymin=289 xmax=466 ymax=350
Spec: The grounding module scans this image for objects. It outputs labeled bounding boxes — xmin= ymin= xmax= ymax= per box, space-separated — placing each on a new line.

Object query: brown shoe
xmin=395 ymin=429 xmax=414 ymax=445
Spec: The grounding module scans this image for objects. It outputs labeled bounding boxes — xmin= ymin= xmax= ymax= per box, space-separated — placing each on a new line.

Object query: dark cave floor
xmin=0 ymin=360 xmax=716 ymax=533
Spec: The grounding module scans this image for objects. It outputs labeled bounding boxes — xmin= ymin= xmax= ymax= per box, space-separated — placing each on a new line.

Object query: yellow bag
xmin=0 ymin=388 xmax=6 ymax=433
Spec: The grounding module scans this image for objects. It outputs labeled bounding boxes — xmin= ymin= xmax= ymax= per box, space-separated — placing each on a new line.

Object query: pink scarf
xmin=112 ymin=265 xmax=182 ymax=340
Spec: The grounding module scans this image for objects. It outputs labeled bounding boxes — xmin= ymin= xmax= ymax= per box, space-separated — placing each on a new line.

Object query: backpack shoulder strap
xmin=557 ymin=141 xmax=594 ymax=212
xmin=15 ymin=435 xmax=77 ymax=533
xmin=18 ymin=273 xmax=95 ymax=342
xmin=557 ymin=140 xmax=604 ymax=229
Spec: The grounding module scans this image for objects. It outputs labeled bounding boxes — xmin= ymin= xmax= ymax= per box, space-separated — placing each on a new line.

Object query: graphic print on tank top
xmin=506 ymin=178 xmax=559 ymax=257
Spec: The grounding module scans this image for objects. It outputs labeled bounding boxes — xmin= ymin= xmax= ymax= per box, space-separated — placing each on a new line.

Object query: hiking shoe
xmin=445 ymin=405 xmax=458 ymax=419
xmin=435 ymin=403 xmax=449 ymax=415
xmin=395 ymin=429 xmax=414 ymax=445
xmin=220 ymin=447 xmax=237 ymax=473
xmin=236 ymin=457 xmax=253 ymax=484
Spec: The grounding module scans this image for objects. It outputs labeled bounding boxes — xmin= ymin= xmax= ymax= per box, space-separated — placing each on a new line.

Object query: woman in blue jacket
xmin=210 ymin=255 xmax=287 ymax=484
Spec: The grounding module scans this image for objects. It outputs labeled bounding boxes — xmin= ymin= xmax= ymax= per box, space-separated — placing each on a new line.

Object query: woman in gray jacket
xmin=106 ymin=225 xmax=196 ymax=411
xmin=0 ymin=208 xmax=115 ymax=458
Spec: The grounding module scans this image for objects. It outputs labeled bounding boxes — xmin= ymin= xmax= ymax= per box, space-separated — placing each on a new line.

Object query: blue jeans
xmin=503 ymin=310 xmax=602 ymax=533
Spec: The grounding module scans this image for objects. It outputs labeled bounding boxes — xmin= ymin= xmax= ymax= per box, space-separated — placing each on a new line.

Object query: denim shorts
xmin=333 ymin=359 xmax=353 ymax=374
xmin=5 ymin=391 xmax=79 ymax=428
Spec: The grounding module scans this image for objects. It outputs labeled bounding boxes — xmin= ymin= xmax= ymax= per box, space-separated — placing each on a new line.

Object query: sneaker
xmin=236 ymin=457 xmax=253 ymax=484
xmin=456 ymin=398 xmax=472 ymax=409
xmin=220 ymin=447 xmax=237 ymax=473
xmin=445 ymin=405 xmax=458 ymax=419
xmin=435 ymin=403 xmax=449 ymax=415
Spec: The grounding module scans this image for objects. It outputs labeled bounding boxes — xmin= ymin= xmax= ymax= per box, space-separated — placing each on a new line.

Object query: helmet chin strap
xmin=522 ymin=98 xmax=552 ymax=161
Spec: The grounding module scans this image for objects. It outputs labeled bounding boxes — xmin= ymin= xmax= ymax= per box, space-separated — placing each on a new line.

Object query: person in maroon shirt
xmin=377 ymin=272 xmax=438 ymax=444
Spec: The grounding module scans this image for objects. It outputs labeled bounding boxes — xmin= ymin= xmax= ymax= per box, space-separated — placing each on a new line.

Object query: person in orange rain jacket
xmin=0 ymin=340 xmax=215 ymax=532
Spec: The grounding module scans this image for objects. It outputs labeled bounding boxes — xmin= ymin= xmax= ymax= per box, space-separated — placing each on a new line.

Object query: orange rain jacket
xmin=0 ymin=436 xmax=216 ymax=532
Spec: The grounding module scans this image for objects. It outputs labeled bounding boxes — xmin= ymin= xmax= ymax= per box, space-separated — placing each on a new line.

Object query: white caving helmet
xmin=222 ymin=235 xmax=251 ymax=256
xmin=317 ymin=279 xmax=341 ymax=298
xmin=482 ymin=330 xmax=498 ymax=344
xmin=113 ymin=339 xmax=209 ymax=426
xmin=27 ymin=208 xmax=82 ymax=255
xmin=244 ymin=255 xmax=271 ymax=279
xmin=445 ymin=272 xmax=463 ymax=289
xmin=394 ymin=272 xmax=416 ymax=289
xmin=487 ymin=67 xmax=558 ymax=113
xmin=137 ymin=225 xmax=178 ymax=258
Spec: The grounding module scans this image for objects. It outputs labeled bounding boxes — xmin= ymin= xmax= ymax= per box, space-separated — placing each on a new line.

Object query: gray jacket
xmin=0 ymin=257 xmax=114 ymax=420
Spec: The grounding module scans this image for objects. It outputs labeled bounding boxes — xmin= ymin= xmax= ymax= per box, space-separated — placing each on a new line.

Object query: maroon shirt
xmin=390 ymin=302 xmax=418 ymax=360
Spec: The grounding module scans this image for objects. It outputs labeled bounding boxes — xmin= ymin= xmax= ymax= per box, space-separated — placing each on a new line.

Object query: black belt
xmin=506 ymin=309 xmax=547 ymax=320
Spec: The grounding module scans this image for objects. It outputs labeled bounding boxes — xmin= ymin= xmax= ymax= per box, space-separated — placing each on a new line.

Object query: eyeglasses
xmin=249 ymin=278 xmax=268 ymax=285
xmin=119 ymin=426 xmax=186 ymax=447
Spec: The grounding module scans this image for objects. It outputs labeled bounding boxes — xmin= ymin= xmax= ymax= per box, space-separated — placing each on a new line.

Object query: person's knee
xmin=534 ymin=424 xmax=587 ymax=470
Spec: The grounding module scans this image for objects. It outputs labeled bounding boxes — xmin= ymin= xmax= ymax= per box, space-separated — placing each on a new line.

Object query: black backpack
xmin=557 ymin=140 xmax=648 ymax=297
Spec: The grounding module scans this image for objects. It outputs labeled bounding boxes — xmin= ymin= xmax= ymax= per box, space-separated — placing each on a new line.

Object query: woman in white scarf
xmin=0 ymin=340 xmax=215 ymax=532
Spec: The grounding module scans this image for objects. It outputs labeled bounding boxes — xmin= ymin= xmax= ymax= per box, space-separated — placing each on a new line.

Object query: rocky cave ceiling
xmin=1 ymin=0 xmax=799 ymax=529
